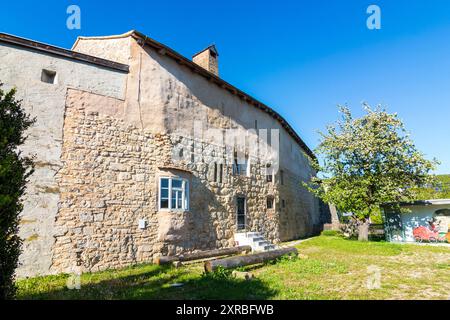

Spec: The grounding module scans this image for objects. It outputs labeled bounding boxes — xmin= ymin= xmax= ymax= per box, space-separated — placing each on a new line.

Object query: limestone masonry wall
xmin=53 ymin=89 xmax=160 ymax=273
xmin=53 ymin=88 xmax=286 ymax=273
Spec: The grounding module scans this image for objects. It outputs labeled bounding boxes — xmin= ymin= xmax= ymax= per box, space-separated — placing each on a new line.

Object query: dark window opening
xmin=190 ymin=143 xmax=195 ymax=163
xmin=267 ymin=196 xmax=274 ymax=209
xmin=41 ymin=69 xmax=57 ymax=84
xmin=213 ymin=163 xmax=218 ymax=182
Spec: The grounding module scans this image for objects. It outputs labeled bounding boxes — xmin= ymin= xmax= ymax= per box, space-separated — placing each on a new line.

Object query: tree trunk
xmin=154 ymin=246 xmax=252 ymax=265
xmin=204 ymin=247 xmax=298 ymax=272
xmin=358 ymin=221 xmax=369 ymax=241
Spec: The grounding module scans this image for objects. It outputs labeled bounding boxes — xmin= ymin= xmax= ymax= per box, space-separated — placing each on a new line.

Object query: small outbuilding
xmin=382 ymin=199 xmax=450 ymax=243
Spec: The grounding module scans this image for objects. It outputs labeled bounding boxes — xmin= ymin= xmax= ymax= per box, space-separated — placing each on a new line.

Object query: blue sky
xmin=1 ymin=0 xmax=450 ymax=174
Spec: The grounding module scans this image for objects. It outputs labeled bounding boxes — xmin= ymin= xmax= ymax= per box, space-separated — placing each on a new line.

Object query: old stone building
xmin=0 ymin=31 xmax=328 ymax=277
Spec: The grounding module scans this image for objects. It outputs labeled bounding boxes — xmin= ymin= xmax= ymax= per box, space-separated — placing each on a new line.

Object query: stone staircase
xmin=234 ymin=231 xmax=277 ymax=252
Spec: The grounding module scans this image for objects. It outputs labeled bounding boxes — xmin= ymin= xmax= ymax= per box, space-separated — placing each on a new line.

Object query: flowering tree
xmin=305 ymin=104 xmax=439 ymax=241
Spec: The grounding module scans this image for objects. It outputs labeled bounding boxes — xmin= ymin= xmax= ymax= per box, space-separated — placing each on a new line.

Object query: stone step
xmin=246 ymin=232 xmax=263 ymax=237
xmin=233 ymin=231 xmax=276 ymax=252
xmin=251 ymin=236 xmax=265 ymax=242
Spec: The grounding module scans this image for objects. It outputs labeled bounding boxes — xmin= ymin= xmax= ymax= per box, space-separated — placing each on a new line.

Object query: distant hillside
xmin=413 ymin=174 xmax=450 ymax=200
xmin=438 ymin=174 xmax=450 ymax=184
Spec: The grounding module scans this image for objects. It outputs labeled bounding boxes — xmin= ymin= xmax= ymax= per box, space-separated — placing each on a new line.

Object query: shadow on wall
xmin=18 ymin=265 xmax=278 ymax=300
xmin=319 ymin=200 xmax=333 ymax=226
xmin=187 ymin=174 xmax=225 ymax=251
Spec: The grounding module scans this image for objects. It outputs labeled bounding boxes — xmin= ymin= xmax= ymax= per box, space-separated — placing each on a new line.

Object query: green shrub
xmin=204 ymin=266 xmax=232 ymax=280
xmin=321 ymin=230 xmax=341 ymax=237
xmin=0 ymin=84 xmax=35 ymax=299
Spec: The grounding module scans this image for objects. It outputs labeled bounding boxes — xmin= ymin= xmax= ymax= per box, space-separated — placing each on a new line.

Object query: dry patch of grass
xmin=286 ymin=236 xmax=450 ymax=300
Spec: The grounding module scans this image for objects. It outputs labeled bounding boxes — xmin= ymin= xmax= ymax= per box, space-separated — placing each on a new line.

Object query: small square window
xmin=41 ymin=69 xmax=57 ymax=84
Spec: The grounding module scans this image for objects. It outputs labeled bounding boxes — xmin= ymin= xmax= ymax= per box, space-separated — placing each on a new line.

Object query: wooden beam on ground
xmin=204 ymin=247 xmax=298 ymax=273
xmin=154 ymin=246 xmax=252 ymax=265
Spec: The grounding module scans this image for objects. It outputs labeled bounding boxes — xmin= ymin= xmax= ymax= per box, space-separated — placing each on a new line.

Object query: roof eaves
xmin=0 ymin=32 xmax=129 ymax=73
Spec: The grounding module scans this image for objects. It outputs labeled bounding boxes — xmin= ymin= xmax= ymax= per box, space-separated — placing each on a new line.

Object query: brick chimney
xmin=192 ymin=45 xmax=219 ymax=76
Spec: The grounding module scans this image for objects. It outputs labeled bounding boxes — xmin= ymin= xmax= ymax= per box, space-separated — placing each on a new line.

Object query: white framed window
xmin=159 ymin=177 xmax=189 ymax=211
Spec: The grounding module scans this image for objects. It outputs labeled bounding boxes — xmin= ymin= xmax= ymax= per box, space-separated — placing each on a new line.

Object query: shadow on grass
xmin=19 ymin=264 xmax=278 ymax=300
xmin=160 ymin=273 xmax=278 ymax=300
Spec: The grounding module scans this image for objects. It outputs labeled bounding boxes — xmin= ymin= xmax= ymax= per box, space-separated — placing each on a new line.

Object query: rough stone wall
xmin=165 ymin=135 xmax=282 ymax=248
xmin=52 ymin=89 xmax=161 ymax=273
xmin=51 ymin=89 xmax=282 ymax=273
xmin=0 ymin=42 xmax=127 ymax=277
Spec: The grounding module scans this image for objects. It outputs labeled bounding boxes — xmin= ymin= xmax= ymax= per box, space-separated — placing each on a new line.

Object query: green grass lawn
xmin=16 ymin=236 xmax=450 ymax=300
